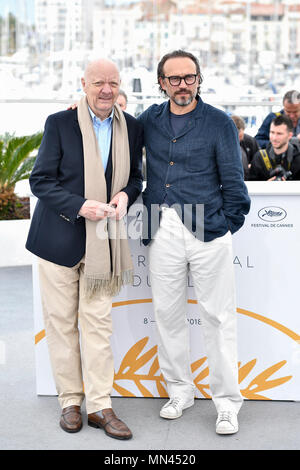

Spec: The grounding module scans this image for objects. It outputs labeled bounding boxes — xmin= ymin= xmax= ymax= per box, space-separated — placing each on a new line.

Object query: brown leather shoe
xmin=60 ymin=405 xmax=82 ymax=433
xmin=88 ymin=408 xmax=132 ymax=440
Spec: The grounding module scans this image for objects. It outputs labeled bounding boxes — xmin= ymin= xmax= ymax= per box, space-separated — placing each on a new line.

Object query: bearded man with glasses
xmin=137 ymin=50 xmax=250 ymax=435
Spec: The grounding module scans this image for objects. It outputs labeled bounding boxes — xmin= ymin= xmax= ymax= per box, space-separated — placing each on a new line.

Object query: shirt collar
xmin=88 ymin=106 xmax=114 ymax=124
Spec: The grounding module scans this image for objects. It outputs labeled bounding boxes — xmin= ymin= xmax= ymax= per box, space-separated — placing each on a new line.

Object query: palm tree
xmin=0 ymin=132 xmax=43 ymax=220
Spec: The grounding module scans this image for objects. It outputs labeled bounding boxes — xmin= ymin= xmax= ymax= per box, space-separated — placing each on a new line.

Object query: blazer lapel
xmin=73 ymin=111 xmax=82 ymax=139
xmin=156 ymin=101 xmax=174 ymax=138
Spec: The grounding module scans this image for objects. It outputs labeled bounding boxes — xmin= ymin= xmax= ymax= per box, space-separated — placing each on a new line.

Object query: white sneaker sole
xmin=216 ymin=425 xmax=239 ymax=435
xmin=160 ymin=399 xmax=194 ymax=420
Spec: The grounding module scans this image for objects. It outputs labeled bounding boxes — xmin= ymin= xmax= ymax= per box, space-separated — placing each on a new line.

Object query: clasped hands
xmin=79 ymin=191 xmax=128 ymax=221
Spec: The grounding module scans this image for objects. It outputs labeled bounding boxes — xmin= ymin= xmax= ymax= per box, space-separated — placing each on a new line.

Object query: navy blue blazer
xmin=26 ymin=108 xmax=143 ymax=267
xmin=138 ymin=97 xmax=250 ymax=245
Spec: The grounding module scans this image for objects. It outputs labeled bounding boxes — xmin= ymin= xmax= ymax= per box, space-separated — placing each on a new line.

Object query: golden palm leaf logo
xmin=239 ymin=359 xmax=292 ymax=400
xmin=114 ymin=337 xmax=165 ymax=397
xmin=113 ymin=336 xmax=292 ymax=400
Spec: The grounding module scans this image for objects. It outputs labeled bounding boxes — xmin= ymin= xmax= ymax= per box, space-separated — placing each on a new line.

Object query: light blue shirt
xmin=88 ymin=106 xmax=113 ymax=172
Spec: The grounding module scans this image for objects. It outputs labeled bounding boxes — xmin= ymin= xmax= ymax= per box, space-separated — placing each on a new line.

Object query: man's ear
xmin=81 ymin=77 xmax=86 ymax=90
xmin=159 ymin=76 xmax=166 ymax=91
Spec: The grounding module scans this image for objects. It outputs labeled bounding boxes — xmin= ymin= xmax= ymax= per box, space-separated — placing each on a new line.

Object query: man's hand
xmin=78 ymin=200 xmax=116 ymax=221
xmin=297 ymin=133 xmax=300 ymax=141
xmin=109 ymin=191 xmax=129 ymax=220
xmin=267 ymin=176 xmax=286 ymax=181
xmin=67 ymin=103 xmax=78 ymax=110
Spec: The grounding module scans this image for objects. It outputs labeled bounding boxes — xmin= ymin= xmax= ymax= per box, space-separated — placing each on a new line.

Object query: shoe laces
xmin=218 ymin=411 xmax=233 ymax=423
xmin=167 ymin=397 xmax=183 ymax=410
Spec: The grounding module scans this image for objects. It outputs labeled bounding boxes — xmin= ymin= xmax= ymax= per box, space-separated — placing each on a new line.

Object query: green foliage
xmin=0 ymin=132 xmax=43 ymax=219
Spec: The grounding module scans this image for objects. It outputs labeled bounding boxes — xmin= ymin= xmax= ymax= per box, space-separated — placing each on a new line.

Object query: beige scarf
xmin=77 ymin=96 xmax=133 ymax=299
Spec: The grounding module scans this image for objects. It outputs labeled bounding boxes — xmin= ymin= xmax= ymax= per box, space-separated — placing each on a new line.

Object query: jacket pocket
xmin=185 ymin=141 xmax=210 ymax=172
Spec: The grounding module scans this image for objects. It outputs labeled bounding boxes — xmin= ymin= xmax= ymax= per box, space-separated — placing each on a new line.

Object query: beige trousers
xmin=38 ymin=256 xmax=114 ymax=414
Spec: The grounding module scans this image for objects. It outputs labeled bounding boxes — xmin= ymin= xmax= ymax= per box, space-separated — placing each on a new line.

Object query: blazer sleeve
xmin=29 ymin=114 xmax=86 ymax=224
xmin=120 ymin=115 xmax=144 ymax=207
xmin=215 ymin=119 xmax=251 ymax=234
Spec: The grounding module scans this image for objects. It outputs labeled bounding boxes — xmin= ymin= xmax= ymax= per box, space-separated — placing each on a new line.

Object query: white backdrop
xmin=33 ymin=183 xmax=300 ymax=401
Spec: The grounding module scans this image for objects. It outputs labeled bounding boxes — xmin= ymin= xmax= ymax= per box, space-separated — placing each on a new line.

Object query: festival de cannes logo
xmin=258 ymin=206 xmax=287 ymax=222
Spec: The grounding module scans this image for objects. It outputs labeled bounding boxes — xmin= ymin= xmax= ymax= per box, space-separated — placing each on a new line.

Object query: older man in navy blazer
xmin=26 ymin=59 xmax=143 ymax=439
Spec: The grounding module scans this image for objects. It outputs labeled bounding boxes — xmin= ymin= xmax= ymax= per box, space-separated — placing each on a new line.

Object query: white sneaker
xmin=160 ymin=396 xmax=194 ymax=419
xmin=216 ymin=411 xmax=238 ymax=435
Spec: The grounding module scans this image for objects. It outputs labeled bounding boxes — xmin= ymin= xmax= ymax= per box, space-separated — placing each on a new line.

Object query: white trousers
xmin=38 ymin=256 xmax=114 ymax=414
xmin=149 ymin=208 xmax=243 ymax=414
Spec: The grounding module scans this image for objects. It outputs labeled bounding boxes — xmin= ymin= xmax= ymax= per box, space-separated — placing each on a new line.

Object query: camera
xmin=269 ymin=165 xmax=293 ymax=181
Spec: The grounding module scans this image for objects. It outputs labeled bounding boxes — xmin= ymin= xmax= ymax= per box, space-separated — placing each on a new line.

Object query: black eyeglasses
xmin=162 ymin=74 xmax=198 ymax=86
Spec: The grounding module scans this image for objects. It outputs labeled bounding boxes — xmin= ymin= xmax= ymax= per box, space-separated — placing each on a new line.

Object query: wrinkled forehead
xmin=283 ymin=101 xmax=300 ymax=113
xmin=85 ymin=61 xmax=120 ymax=83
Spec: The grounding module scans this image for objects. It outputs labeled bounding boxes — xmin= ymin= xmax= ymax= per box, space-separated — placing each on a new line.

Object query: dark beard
xmin=173 ymin=91 xmax=193 ymax=107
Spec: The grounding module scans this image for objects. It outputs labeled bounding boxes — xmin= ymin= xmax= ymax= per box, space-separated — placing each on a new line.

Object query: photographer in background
xmin=255 ymin=90 xmax=300 ymax=148
xmin=249 ymin=114 xmax=300 ymax=181
xmin=231 ymin=115 xmax=260 ymax=180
